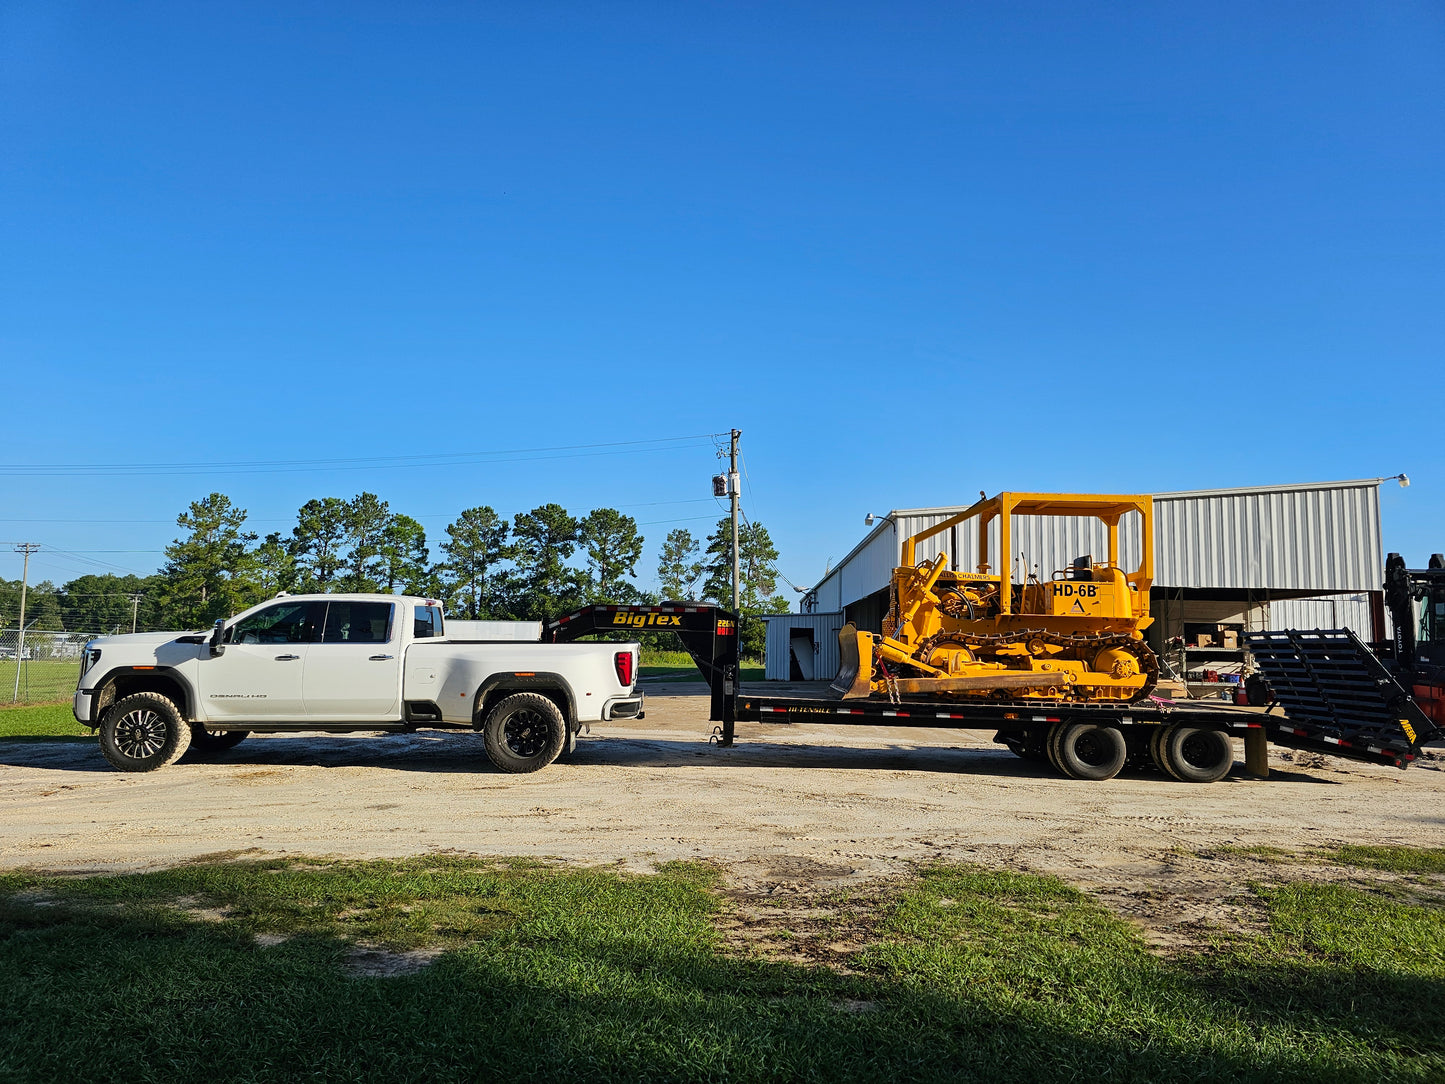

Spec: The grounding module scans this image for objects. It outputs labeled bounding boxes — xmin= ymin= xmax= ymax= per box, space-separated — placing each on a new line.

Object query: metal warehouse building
xmin=765 ymin=479 xmax=1388 ymax=693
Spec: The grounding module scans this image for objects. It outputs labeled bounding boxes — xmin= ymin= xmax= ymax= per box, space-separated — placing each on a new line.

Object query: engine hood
xmin=88 ymin=631 xmax=198 ymax=648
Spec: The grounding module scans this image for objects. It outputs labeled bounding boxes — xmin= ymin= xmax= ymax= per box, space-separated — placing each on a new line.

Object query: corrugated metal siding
xmin=809 ymin=482 xmax=1382 ymax=610
xmin=764 ymin=613 xmax=844 ymax=681
xmin=1154 ymin=484 xmax=1381 ymax=591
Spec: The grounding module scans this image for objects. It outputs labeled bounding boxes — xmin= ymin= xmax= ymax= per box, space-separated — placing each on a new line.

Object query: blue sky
xmin=1 ymin=2 xmax=1441 ymax=597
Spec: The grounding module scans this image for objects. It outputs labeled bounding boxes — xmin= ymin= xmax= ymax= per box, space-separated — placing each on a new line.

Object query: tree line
xmin=1 ymin=491 xmax=789 ymax=656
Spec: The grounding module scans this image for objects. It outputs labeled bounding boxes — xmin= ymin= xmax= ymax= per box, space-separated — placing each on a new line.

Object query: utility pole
xmin=11 ymin=543 xmax=38 ymax=703
xmin=729 ymin=429 xmax=741 ymax=613
xmin=128 ymin=593 xmax=142 ymax=634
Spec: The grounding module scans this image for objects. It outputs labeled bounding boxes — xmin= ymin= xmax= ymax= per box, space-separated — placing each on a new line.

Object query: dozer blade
xmin=829 ymin=623 xmax=875 ymax=699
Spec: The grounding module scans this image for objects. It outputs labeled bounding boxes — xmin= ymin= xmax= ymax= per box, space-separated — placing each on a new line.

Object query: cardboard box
xmin=1219 ymin=629 xmax=1239 ymax=649
xmin=1195 ymin=632 xmax=1215 ymax=648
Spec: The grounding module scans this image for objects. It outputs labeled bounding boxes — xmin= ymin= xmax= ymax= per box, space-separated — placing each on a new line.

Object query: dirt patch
xmin=170 ymin=895 xmax=232 ymax=923
xmin=343 ymin=945 xmax=443 ymax=978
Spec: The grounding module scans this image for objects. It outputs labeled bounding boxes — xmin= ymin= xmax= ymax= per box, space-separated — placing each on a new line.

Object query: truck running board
xmin=1246 ymin=629 xmax=1441 ymax=768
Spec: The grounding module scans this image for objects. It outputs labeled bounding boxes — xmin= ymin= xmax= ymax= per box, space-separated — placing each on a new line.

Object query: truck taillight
xmin=614 ymin=651 xmax=634 ymax=687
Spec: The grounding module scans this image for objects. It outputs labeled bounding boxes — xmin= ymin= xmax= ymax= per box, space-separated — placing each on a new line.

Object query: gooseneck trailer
xmin=548 ymin=602 xmax=1441 ymax=783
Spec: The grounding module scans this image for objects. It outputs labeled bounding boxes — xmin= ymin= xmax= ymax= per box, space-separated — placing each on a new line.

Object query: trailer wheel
xmin=1159 ymin=726 xmax=1234 ymax=783
xmin=189 ymin=724 xmax=249 ymax=755
xmin=99 ymin=692 xmax=192 ymax=772
xmin=1053 ymin=723 xmax=1127 ymax=781
xmin=482 ymin=692 xmax=566 ymax=774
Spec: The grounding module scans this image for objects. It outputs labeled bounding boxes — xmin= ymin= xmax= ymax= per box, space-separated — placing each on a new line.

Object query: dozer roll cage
xmin=899 ymin=492 xmax=1155 ymax=615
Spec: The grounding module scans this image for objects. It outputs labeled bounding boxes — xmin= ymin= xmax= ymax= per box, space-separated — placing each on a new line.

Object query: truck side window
xmin=322 ymin=602 xmax=394 ymax=644
xmin=228 ymin=601 xmax=325 ymax=645
xmin=413 ymin=605 xmax=444 ymax=639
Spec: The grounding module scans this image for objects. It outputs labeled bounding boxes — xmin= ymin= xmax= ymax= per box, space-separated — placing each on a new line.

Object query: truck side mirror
xmin=209 ymin=619 xmax=227 ymax=657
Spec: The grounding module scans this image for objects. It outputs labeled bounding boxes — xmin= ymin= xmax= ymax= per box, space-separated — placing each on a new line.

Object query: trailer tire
xmin=189 ymin=724 xmax=249 ymax=755
xmin=1159 ymin=726 xmax=1234 ymax=783
xmin=1149 ymin=726 xmax=1176 ymax=779
xmin=482 ymin=692 xmax=566 ymax=774
xmin=1053 ymin=723 xmax=1128 ymax=781
xmin=99 ymin=692 xmax=191 ymax=772
xmin=1045 ymin=721 xmax=1071 ymax=775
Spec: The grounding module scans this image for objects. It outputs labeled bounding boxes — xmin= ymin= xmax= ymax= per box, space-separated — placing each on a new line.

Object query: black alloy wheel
xmin=503 ymin=709 xmax=549 ymax=759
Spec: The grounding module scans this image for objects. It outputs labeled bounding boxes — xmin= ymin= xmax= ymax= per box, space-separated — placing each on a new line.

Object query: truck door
xmin=303 ymin=600 xmax=402 ymax=721
xmin=200 ymin=600 xmax=324 ymax=720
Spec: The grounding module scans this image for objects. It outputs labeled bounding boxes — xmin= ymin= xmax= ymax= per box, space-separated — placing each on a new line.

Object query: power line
xmin=0 ymin=433 xmax=722 ymax=478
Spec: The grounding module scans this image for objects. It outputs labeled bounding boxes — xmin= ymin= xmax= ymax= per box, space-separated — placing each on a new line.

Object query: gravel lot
xmin=4 ymin=681 xmax=1442 ymax=944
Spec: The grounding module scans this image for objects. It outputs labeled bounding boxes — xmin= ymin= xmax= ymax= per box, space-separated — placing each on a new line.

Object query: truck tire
xmin=1159 ymin=726 xmax=1234 ymax=783
xmin=482 ymin=692 xmax=566 ymax=774
xmin=189 ymin=724 xmax=249 ymax=755
xmin=1053 ymin=723 xmax=1127 ymax=781
xmin=100 ymin=692 xmax=192 ymax=772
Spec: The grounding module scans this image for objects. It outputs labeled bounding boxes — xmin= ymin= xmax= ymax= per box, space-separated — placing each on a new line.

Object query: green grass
xmin=1328 ymin=845 xmax=1445 ymax=875
xmin=1 ymin=857 xmax=1441 ymax=1082
xmin=640 ymin=664 xmax=766 ymax=682
xmin=640 ymin=649 xmax=765 ymax=681
xmin=1 ymin=658 xmax=80 ymax=704
xmin=0 ymin=701 xmax=91 ymax=740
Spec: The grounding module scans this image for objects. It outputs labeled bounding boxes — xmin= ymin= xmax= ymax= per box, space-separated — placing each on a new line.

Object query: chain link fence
xmin=2 ymin=628 xmax=99 ymax=704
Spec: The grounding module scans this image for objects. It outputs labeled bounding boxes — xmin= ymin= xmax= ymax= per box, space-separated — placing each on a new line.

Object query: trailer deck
xmin=548 ymin=603 xmax=1439 ymax=779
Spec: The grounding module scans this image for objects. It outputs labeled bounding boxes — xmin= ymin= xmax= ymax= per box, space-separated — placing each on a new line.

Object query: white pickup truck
xmin=73 ymin=593 xmax=642 ymax=774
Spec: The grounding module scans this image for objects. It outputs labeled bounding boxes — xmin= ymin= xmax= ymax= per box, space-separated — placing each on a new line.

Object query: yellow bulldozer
xmin=831 ymin=492 xmax=1159 ymax=703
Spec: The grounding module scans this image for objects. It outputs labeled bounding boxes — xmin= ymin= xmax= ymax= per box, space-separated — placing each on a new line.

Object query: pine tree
xmin=657 ymin=528 xmax=704 ymax=601
xmin=380 ymin=515 xmax=434 ymax=595
xmin=339 ymin=492 xmax=391 ymax=591
xmin=290 ymin=497 xmax=348 ymax=591
xmin=509 ymin=503 xmax=582 ymax=620
xmin=578 ymin=508 xmax=644 ymax=602
xmin=702 ymin=517 xmax=788 ymax=658
xmin=160 ymin=493 xmax=257 ymax=627
xmin=440 ymin=507 xmax=510 ymax=619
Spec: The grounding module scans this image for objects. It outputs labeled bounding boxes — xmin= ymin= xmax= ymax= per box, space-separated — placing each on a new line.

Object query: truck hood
xmin=88 ymin=631 xmax=198 ymax=648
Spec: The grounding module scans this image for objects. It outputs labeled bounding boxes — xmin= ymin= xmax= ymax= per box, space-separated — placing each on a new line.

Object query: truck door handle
xmin=369 ymin=654 xmax=395 ymax=661
xmin=274 ymin=654 xmax=300 ymax=661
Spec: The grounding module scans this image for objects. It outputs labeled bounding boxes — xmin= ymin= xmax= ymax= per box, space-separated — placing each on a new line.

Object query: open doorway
xmin=789 ymin=628 xmax=817 ymax=680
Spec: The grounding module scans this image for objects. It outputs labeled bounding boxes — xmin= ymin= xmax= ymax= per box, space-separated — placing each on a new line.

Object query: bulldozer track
xmin=908 ymin=627 xmax=1160 ymax=704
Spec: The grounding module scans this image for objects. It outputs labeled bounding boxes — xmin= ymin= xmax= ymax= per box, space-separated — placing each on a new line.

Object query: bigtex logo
xmin=612 ymin=612 xmax=683 ymax=628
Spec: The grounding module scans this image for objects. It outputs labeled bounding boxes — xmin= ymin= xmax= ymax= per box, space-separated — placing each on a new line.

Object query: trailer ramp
xmin=1246 ymin=629 xmax=1441 ymax=769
